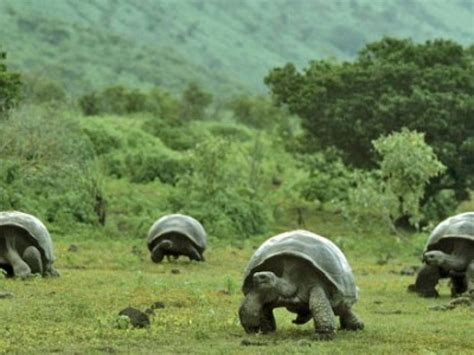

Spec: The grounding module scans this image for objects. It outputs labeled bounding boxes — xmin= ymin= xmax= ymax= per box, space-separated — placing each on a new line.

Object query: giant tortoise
xmin=409 ymin=212 xmax=474 ymax=299
xmin=147 ymin=214 xmax=207 ymax=262
xmin=0 ymin=211 xmax=59 ymax=277
xmin=239 ymin=230 xmax=364 ymax=340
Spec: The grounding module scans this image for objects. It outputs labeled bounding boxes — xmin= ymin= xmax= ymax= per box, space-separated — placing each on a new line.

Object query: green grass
xmin=0 ymin=231 xmax=472 ymax=354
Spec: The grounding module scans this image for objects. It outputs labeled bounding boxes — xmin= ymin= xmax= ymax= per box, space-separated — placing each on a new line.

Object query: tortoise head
xmin=252 ymin=271 xmax=278 ymax=290
xmin=423 ymin=250 xmax=448 ymax=266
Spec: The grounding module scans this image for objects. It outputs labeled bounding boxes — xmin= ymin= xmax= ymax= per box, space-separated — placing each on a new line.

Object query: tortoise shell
xmin=0 ymin=211 xmax=55 ymax=264
xmin=147 ymin=214 xmax=207 ymax=253
xmin=425 ymin=212 xmax=474 ymax=253
xmin=242 ymin=230 xmax=358 ymax=303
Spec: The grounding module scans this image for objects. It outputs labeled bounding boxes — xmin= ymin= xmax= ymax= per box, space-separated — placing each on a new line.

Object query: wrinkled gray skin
xmin=147 ymin=214 xmax=206 ymax=263
xmin=409 ymin=212 xmax=474 ymax=299
xmin=239 ymin=231 xmax=363 ymax=340
xmin=0 ymin=212 xmax=59 ymax=278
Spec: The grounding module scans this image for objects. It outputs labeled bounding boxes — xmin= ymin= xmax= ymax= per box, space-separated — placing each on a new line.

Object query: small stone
xmin=448 ymin=297 xmax=471 ymax=307
xmin=400 ymin=265 xmax=419 ymax=276
xmin=240 ymin=339 xmax=266 ymax=346
xmin=68 ymin=244 xmax=78 ymax=252
xmin=0 ymin=291 xmax=13 ymax=299
xmin=151 ymin=301 xmax=166 ymax=309
xmin=171 ymin=269 xmax=180 ymax=274
xmin=429 ymin=304 xmax=450 ymax=311
xmin=118 ymin=307 xmax=150 ymax=328
xmin=144 ymin=308 xmax=154 ymax=315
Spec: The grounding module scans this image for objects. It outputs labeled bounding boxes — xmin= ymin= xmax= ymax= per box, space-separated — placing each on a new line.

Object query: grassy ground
xmin=0 ymin=230 xmax=472 ymax=354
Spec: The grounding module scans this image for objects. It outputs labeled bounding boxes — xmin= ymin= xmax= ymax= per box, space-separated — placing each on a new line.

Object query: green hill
xmin=0 ymin=0 xmax=472 ymax=95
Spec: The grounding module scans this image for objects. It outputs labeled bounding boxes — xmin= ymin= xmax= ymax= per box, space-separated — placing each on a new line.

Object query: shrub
xmin=167 ymin=137 xmax=272 ymax=239
xmin=0 ymin=105 xmax=105 ymax=225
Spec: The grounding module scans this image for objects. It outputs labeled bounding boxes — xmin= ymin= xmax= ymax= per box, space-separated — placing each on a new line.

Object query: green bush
xmin=144 ymin=118 xmax=211 ymax=151
xmin=81 ymin=115 xmax=188 ymax=184
xmin=125 ymin=147 xmax=188 ymax=184
xmin=0 ymin=105 xmax=105 ymax=225
xmin=0 ymin=51 xmax=21 ymax=114
xmin=78 ymin=85 xmax=148 ymax=116
xmin=167 ymin=137 xmax=273 ymax=239
xmin=299 ymin=151 xmax=354 ymax=204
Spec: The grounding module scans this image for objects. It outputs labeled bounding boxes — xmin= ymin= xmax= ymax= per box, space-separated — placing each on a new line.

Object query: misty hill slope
xmin=0 ymin=0 xmax=472 ymax=95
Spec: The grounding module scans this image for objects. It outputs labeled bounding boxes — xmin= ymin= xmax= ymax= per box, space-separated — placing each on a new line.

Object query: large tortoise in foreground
xmin=239 ymin=230 xmax=364 ymax=340
xmin=409 ymin=212 xmax=474 ymax=299
xmin=0 ymin=211 xmax=59 ymax=277
xmin=147 ymin=214 xmax=207 ymax=262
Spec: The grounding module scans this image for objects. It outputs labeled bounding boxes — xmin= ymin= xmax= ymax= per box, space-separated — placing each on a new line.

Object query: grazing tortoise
xmin=0 ymin=211 xmax=59 ymax=277
xmin=408 ymin=212 xmax=474 ymax=299
xmin=147 ymin=214 xmax=206 ymax=262
xmin=239 ymin=230 xmax=364 ymax=340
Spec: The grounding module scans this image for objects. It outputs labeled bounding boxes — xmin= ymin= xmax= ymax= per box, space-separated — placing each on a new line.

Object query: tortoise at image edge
xmin=147 ymin=214 xmax=207 ymax=262
xmin=0 ymin=211 xmax=60 ymax=277
xmin=239 ymin=230 xmax=364 ymax=340
xmin=408 ymin=212 xmax=474 ymax=299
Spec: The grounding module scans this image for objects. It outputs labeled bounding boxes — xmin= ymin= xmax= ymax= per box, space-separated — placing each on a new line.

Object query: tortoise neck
xmin=275 ymin=276 xmax=297 ymax=298
xmin=443 ymin=253 xmax=469 ymax=271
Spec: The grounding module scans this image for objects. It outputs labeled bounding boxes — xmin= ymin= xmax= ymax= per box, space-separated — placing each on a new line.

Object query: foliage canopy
xmin=265 ymin=38 xmax=474 ymax=203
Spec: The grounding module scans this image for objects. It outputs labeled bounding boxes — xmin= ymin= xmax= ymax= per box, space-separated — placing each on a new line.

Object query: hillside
xmin=0 ymin=0 xmax=472 ymax=95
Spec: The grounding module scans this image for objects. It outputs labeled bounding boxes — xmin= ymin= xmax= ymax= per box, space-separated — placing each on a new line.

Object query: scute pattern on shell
xmin=242 ymin=230 xmax=358 ymax=302
xmin=0 ymin=211 xmax=55 ymax=262
xmin=425 ymin=212 xmax=474 ymax=252
xmin=147 ymin=214 xmax=207 ymax=251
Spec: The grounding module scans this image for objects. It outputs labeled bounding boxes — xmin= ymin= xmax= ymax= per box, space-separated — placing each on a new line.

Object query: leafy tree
xmin=21 ymin=73 xmax=66 ymax=104
xmin=179 ymin=82 xmax=212 ymax=121
xmin=0 ymin=51 xmax=21 ymax=114
xmin=265 ymin=38 xmax=474 ymax=204
xmin=372 ymin=128 xmax=446 ymax=226
xmin=227 ymin=94 xmax=288 ymax=130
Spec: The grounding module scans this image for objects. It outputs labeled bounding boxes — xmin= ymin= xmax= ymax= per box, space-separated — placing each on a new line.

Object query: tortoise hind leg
xmin=408 ymin=264 xmax=440 ymax=298
xmin=466 ymin=260 xmax=474 ymax=300
xmin=292 ymin=310 xmax=312 ymax=325
xmin=4 ymin=234 xmax=31 ymax=278
xmin=309 ymin=284 xmax=336 ymax=340
xmin=339 ymin=307 xmax=364 ymax=331
xmin=23 ymin=246 xmax=43 ymax=275
xmin=449 ymin=272 xmax=467 ymax=297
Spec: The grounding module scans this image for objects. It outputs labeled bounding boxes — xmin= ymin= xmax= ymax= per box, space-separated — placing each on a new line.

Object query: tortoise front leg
xmin=4 ymin=235 xmax=31 ymax=278
xmin=260 ymin=304 xmax=276 ymax=333
xmin=309 ymin=284 xmax=336 ymax=340
xmin=239 ymin=291 xmax=264 ymax=334
xmin=466 ymin=260 xmax=474 ymax=300
xmin=339 ymin=307 xmax=364 ymax=331
xmin=408 ymin=264 xmax=440 ymax=297
xmin=23 ymin=246 xmax=43 ymax=275
xmin=150 ymin=240 xmax=173 ymax=263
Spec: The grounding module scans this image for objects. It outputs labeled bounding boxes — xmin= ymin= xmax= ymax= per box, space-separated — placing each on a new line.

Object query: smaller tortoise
xmin=239 ymin=230 xmax=364 ymax=340
xmin=147 ymin=214 xmax=206 ymax=262
xmin=0 ymin=211 xmax=59 ymax=278
xmin=409 ymin=212 xmax=474 ymax=299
